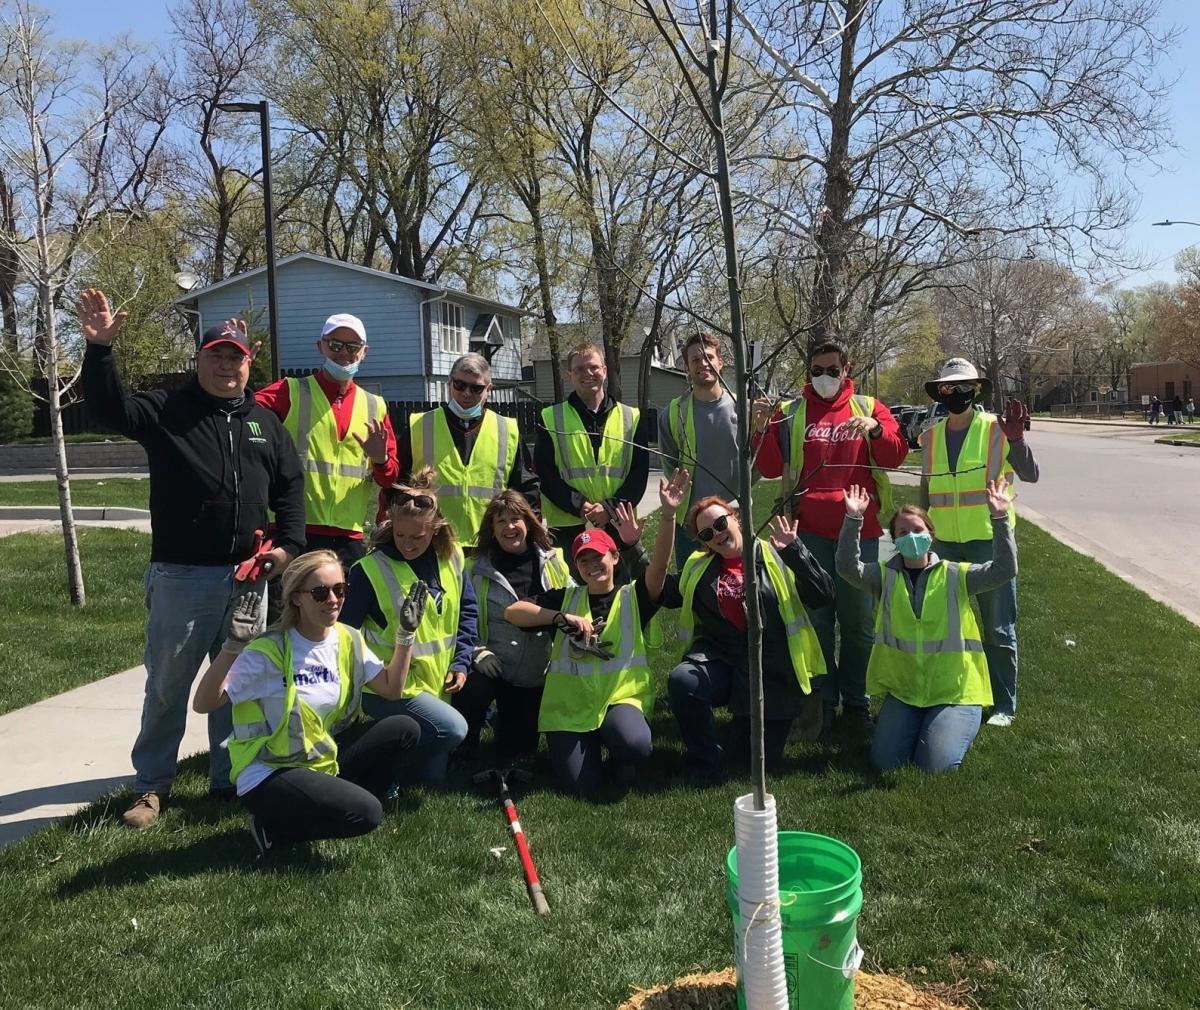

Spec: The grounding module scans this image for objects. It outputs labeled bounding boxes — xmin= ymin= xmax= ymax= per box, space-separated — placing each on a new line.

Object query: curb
xmin=0 ymin=505 xmax=150 ymax=520
xmin=1033 ymin=417 xmax=1182 ymax=430
xmin=1153 ymin=437 xmax=1200 ymax=449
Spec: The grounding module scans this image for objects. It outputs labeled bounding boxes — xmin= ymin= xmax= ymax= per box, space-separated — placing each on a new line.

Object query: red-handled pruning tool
xmin=473 ymin=768 xmax=549 ymax=916
xmin=234 ymin=529 xmax=276 ymax=582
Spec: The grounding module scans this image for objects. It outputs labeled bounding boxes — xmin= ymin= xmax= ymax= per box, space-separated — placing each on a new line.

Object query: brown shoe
xmin=121 ymin=791 xmax=165 ymax=830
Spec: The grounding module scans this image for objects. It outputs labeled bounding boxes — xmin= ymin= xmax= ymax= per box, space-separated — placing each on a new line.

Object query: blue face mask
xmin=894 ymin=531 xmax=933 ymax=559
xmin=322 ymin=356 xmax=360 ymax=382
xmin=447 ymin=397 xmax=483 ymax=421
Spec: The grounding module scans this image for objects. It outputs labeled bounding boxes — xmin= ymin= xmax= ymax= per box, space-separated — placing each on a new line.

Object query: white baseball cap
xmin=321 ymin=313 xmax=367 ymax=344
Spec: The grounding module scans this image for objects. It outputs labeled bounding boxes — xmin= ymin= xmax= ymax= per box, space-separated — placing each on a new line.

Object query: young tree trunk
xmin=530 ymin=202 xmax=564 ymax=402
xmin=42 ymin=283 xmax=86 ymax=606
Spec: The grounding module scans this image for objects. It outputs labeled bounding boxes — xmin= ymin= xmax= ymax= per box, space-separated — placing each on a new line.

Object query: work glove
xmin=473 ymin=647 xmax=504 ymax=679
xmin=222 ymin=591 xmax=263 ymax=654
xmin=395 ymin=581 xmax=428 ymax=647
xmin=568 ymin=618 xmax=615 ymax=660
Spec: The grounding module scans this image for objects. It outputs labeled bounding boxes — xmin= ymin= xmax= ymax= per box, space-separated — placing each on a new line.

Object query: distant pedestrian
xmin=1150 ymin=396 xmax=1161 ymax=425
xmin=1171 ymin=395 xmax=1184 ymax=426
xmin=1187 ymin=398 xmax=1196 ymax=424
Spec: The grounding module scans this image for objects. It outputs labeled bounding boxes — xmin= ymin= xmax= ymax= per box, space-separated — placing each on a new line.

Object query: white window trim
xmin=438 ymin=302 xmax=466 ymax=355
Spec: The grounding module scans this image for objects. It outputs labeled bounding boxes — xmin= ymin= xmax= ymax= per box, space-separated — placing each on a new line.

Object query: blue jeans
xmin=871 ymin=695 xmax=982 ymax=772
xmin=800 ymin=531 xmax=878 ymax=714
xmin=361 ymin=689 xmax=467 ymax=784
xmin=933 ymin=538 xmax=1018 ymax=716
xmin=134 ymin=563 xmax=267 ymax=794
xmin=667 ymin=657 xmax=791 ymax=774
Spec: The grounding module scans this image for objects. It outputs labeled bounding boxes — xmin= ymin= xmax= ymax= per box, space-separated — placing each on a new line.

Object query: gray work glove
xmin=473 ymin=647 xmax=504 ymax=679
xmin=568 ymin=617 xmax=614 ymax=660
xmin=395 ymin=581 xmax=428 ymax=646
xmin=222 ymin=591 xmax=262 ymax=654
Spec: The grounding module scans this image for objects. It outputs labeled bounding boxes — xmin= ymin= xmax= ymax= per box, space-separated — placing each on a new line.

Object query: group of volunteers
xmin=76 ymin=287 xmax=1040 ymax=853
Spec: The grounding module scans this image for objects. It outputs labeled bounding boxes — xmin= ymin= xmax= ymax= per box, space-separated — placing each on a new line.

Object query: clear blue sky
xmin=46 ymin=0 xmax=1199 ymax=291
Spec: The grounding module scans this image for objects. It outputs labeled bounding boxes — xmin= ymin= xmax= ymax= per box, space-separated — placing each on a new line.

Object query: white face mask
xmin=812 ymin=374 xmax=842 ymax=399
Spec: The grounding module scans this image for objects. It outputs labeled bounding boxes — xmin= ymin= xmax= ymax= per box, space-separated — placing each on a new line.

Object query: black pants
xmin=241 ymin=714 xmax=419 ymax=846
xmin=452 ymin=674 xmax=543 ymax=761
xmin=546 ymin=705 xmax=652 ymax=796
xmin=266 ymin=533 xmax=367 ymax=625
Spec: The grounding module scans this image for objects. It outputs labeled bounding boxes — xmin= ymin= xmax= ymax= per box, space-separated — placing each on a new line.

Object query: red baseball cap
xmin=571 ymin=528 xmax=617 ymax=558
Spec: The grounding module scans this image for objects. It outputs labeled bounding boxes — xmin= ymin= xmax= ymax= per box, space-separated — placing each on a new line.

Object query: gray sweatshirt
xmin=659 ymin=390 xmax=744 ymax=509
xmin=836 ymin=513 xmax=1017 ymax=614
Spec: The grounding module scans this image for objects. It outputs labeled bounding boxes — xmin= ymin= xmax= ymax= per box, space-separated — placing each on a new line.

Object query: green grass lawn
xmin=1156 ymin=430 xmax=1200 ymax=445
xmin=0 ymin=478 xmax=150 ymax=510
xmin=2 ymin=506 xmax=1199 ymax=1009
xmin=0 ymin=527 xmax=149 ymax=714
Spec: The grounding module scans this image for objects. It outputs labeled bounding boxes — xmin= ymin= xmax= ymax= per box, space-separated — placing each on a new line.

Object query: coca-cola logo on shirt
xmin=805 ymin=421 xmax=864 ymax=444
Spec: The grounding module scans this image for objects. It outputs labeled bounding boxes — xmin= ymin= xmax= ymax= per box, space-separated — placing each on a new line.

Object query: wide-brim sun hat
xmin=924 ymin=357 xmax=992 ymax=401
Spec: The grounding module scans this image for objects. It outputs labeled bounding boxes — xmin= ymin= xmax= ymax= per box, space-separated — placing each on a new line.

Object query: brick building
xmin=1127 ymin=361 xmax=1196 ymax=403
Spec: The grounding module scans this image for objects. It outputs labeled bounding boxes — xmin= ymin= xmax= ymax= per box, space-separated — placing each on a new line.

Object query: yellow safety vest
xmin=676 ymin=540 xmax=825 ymax=693
xmin=227 ymin=625 xmax=370 ymax=785
xmin=470 ymin=547 xmax=571 ymax=635
xmin=540 ymin=400 xmax=640 ymax=529
xmin=781 ymin=394 xmax=893 ymax=518
xmin=355 ymin=546 xmax=465 ymax=700
xmin=539 ymin=583 xmax=653 ymax=733
xmin=410 ymin=408 xmax=519 ymax=547
xmin=282 ymin=375 xmax=387 ymax=533
xmin=866 ymin=560 xmax=991 ymax=708
xmin=920 ymin=411 xmax=1015 ymax=543
xmin=663 ymin=390 xmax=736 ymax=525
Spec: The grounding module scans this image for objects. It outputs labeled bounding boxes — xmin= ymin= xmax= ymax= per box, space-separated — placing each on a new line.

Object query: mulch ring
xmin=618 ymin=967 xmax=978 ymax=1010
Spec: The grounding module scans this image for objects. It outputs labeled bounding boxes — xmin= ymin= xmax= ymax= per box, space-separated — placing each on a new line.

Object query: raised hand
xmin=659 ymin=466 xmax=691 ymax=512
xmin=612 ymin=500 xmax=643 ymax=545
xmin=354 ymin=418 xmax=390 ymax=465
xmin=844 ymin=483 xmax=871 ymax=517
xmin=751 ymin=395 xmax=776 ymax=434
xmin=999 ymin=399 xmax=1029 ymax=441
xmin=77 ymin=289 xmax=127 ymax=346
xmin=398 ymin=581 xmax=428 ymax=636
xmin=985 ymin=478 xmax=1012 ymax=518
xmin=768 ymin=514 xmax=798 ymax=551
xmin=222 ymin=590 xmax=263 ymax=654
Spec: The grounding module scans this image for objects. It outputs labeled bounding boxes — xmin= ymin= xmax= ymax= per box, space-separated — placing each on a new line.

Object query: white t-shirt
xmin=224 ymin=627 xmax=385 ymax=795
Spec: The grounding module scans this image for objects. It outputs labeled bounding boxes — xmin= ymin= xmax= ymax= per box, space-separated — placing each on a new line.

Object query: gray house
xmin=173 ymin=253 xmax=527 ymax=402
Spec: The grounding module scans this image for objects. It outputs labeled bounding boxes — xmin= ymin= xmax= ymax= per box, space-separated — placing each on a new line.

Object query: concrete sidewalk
xmin=0 ymin=666 xmax=210 ymax=848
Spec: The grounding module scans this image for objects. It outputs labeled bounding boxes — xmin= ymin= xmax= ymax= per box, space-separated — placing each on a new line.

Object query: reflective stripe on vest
xmin=675 ymin=540 xmax=824 ymax=692
xmin=921 ymin=412 xmax=1014 ymax=543
xmin=780 ymin=394 xmax=893 ymax=518
xmin=411 ymin=408 xmax=519 ymax=547
xmin=866 ymin=560 xmax=991 ymax=708
xmin=539 ymin=400 xmax=639 ymax=529
xmin=354 ymin=547 xmax=465 ymax=700
xmin=284 ymin=375 xmax=385 ymax=532
xmin=227 ymin=625 xmax=368 ymax=784
xmin=538 ymin=583 xmax=653 ymax=733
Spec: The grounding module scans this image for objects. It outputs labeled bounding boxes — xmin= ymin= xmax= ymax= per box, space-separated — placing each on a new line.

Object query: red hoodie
xmin=753 ymin=380 xmax=907 ymax=540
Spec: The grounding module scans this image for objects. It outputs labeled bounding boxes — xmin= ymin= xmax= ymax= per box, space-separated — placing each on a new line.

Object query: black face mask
xmin=938 ymin=391 xmax=976 ymax=415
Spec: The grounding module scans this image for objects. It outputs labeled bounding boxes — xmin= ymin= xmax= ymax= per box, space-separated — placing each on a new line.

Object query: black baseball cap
xmin=199 ymin=323 xmax=252 ymax=355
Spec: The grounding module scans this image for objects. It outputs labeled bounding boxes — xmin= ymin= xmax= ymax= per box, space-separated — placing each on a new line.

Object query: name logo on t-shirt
xmin=293 ymin=665 xmax=337 ymax=687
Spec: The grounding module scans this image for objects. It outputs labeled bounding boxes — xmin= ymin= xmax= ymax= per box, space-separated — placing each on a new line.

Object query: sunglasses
xmin=696 ymin=513 xmax=732 ymax=543
xmin=324 ymin=338 xmax=364 ymax=354
xmin=390 ymin=491 xmax=434 ymax=510
xmin=938 ymin=382 xmax=978 ymax=395
xmin=809 ymin=365 xmax=843 ymax=378
xmin=451 ymin=377 xmax=488 ymax=395
xmin=304 ymin=582 xmax=347 ymax=602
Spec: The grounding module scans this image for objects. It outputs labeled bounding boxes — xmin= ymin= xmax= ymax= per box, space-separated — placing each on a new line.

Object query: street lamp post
xmin=1152 ymin=219 xmax=1200 ymax=228
xmin=216 ymin=100 xmax=280 ymax=380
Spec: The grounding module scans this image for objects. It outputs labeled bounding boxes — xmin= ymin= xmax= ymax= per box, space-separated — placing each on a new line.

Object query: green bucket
xmin=725 ymin=831 xmax=863 ymax=1010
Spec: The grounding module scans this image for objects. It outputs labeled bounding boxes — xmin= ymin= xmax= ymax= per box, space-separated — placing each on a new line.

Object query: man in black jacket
xmin=79 ymin=289 xmax=305 ymax=830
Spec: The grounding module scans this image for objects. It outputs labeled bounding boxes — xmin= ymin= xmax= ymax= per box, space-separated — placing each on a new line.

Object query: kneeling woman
xmin=662 ymin=499 xmax=833 ymax=777
xmin=341 ymin=468 xmax=477 ymax=783
xmin=453 ymin=491 xmax=573 ymax=763
xmin=505 ymin=469 xmax=689 ymax=795
xmin=193 ymin=550 xmax=425 ymax=851
xmin=837 ymin=481 xmax=1015 ymax=772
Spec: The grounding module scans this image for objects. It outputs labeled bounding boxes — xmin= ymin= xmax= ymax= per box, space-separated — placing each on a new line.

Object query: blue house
xmin=173 ymin=253 xmax=527 ymax=402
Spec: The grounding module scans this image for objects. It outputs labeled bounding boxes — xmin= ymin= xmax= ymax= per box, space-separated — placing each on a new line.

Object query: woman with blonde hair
xmin=660 ymin=496 xmax=833 ymax=778
xmin=837 ymin=482 xmax=1015 ymax=772
xmin=341 ymin=467 xmax=477 ymax=783
xmin=193 ymin=549 xmax=426 ymax=852
xmin=452 ymin=490 xmax=573 ymax=762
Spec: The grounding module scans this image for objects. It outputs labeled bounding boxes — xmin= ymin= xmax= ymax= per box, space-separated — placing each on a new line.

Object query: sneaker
xmin=121 ymin=791 xmax=164 ymax=831
xmin=986 ymin=712 xmax=1014 ymax=728
xmin=248 ymin=816 xmax=273 ymax=855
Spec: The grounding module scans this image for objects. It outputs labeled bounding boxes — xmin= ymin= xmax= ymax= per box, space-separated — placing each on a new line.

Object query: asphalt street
xmin=1015 ymin=422 xmax=1200 ymax=626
